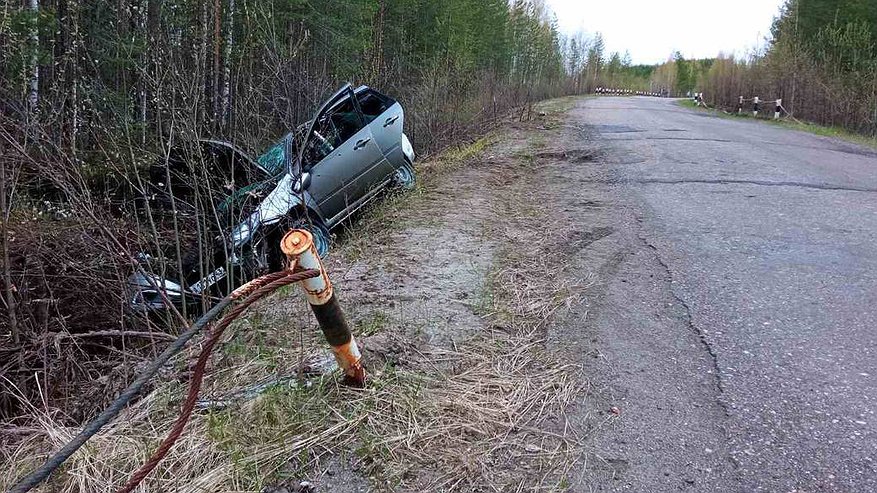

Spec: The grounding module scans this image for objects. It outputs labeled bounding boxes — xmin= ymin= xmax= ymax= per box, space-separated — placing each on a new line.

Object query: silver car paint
xmin=308 ymin=123 xmax=388 ymax=222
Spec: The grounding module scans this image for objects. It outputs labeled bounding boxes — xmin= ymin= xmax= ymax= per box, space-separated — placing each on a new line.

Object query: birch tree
xmin=220 ymin=0 xmax=233 ymax=128
xmin=26 ymin=0 xmax=38 ymax=113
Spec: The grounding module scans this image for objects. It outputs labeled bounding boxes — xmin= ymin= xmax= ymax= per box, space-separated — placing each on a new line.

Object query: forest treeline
xmin=697 ymin=0 xmax=877 ymax=134
xmin=0 ymin=0 xmax=649 ymax=421
xmin=1 ymin=0 xmax=571 ymax=161
xmin=612 ymin=0 xmax=877 ymax=136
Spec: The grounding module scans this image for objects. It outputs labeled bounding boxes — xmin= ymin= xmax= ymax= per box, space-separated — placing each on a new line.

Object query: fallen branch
xmin=54 ymin=330 xmax=177 ymax=342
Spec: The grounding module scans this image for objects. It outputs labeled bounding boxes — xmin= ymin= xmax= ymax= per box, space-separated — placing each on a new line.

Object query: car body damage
xmin=129 ymin=84 xmax=415 ymax=313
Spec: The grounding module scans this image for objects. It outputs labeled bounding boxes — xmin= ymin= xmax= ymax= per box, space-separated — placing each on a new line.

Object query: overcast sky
xmin=544 ymin=0 xmax=788 ymax=64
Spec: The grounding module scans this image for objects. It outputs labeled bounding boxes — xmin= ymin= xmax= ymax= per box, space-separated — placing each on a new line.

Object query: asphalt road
xmin=563 ymin=97 xmax=877 ymax=492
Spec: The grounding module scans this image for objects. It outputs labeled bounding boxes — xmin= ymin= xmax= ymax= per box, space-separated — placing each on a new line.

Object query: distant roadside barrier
xmin=592 ymin=87 xmax=792 ymax=122
xmin=736 ymin=96 xmax=786 ymax=119
xmin=686 ymin=93 xmax=792 ymax=121
xmin=595 ymin=87 xmax=665 ymax=97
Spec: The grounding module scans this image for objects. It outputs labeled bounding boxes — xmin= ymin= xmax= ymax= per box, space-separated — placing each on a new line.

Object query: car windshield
xmin=256 ymin=134 xmax=293 ymax=177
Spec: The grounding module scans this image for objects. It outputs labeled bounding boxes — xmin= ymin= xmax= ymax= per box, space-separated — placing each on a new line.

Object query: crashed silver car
xmin=129 ymin=84 xmax=416 ymax=312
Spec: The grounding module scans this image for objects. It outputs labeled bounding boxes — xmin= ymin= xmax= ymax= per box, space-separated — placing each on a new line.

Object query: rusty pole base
xmin=311 ymin=293 xmax=366 ymax=387
xmin=332 ymin=341 xmax=366 ymax=388
xmin=281 ymin=229 xmax=366 ymax=386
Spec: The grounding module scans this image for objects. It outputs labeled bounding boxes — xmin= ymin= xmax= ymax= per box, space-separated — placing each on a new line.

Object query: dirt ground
xmin=309 ymin=98 xmax=604 ymax=491
xmin=296 ymin=96 xmax=655 ymax=491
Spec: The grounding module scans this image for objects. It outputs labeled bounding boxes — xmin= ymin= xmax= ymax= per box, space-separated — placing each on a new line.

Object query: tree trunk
xmin=370 ymin=0 xmax=385 ymax=84
xmin=212 ymin=0 xmax=221 ymax=127
xmin=27 ymin=0 xmax=39 ymax=114
xmin=147 ymin=0 xmax=160 ymax=140
xmin=71 ymin=0 xmax=80 ymax=154
xmin=116 ymin=0 xmax=129 ymax=95
xmin=199 ymin=0 xmax=209 ymax=128
xmin=57 ymin=0 xmax=80 ymax=153
xmin=133 ymin=0 xmax=147 ymax=145
xmin=220 ymin=0 xmax=233 ymax=129
xmin=0 ymin=158 xmax=17 ymax=347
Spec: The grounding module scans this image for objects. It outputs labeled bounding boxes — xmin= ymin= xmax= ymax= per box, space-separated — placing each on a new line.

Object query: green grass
xmin=765 ymin=119 xmax=877 ymax=149
xmin=202 ymin=365 xmax=424 ymax=488
xmin=357 ymin=310 xmax=390 ymax=336
xmin=201 ymin=376 xmax=342 ymax=489
xmin=530 ymin=132 xmax=547 ymax=149
xmin=677 ymin=99 xmax=877 ymax=149
xmin=677 ymin=99 xmax=699 ymax=109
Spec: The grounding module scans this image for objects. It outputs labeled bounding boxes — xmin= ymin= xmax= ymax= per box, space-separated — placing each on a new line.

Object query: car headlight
xmin=231 ymin=214 xmax=257 ymax=248
xmin=127 ymin=271 xmax=184 ymax=311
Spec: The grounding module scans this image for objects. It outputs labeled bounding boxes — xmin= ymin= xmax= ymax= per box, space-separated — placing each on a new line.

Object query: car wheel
xmin=267 ymin=215 xmax=331 ymax=271
xmin=392 ymin=161 xmax=416 ymax=190
xmin=289 ymin=216 xmax=331 ymax=258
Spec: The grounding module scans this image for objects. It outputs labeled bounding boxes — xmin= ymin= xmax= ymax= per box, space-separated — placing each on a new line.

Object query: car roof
xmin=322 ymin=85 xmax=370 ymax=113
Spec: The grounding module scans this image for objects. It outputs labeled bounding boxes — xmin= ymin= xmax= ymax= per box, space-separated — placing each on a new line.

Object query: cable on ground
xmin=9 ymin=268 xmax=320 ymax=493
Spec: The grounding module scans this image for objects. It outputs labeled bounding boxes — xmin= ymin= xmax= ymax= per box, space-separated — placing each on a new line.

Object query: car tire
xmin=267 ymin=215 xmax=330 ymax=272
xmin=288 ymin=216 xmax=331 ymax=258
xmin=392 ymin=161 xmax=417 ymax=190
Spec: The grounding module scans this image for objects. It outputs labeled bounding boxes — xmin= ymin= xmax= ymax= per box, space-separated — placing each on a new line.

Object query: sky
xmin=544 ymin=0 xmax=788 ymax=65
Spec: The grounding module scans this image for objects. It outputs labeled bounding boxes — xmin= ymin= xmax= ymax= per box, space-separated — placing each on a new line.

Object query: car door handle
xmin=383 ymin=116 xmax=399 ymax=127
xmin=354 ymin=138 xmax=370 ymax=150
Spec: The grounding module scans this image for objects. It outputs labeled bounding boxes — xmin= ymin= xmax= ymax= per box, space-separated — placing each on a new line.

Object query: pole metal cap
xmin=281 ymin=229 xmax=313 ymax=257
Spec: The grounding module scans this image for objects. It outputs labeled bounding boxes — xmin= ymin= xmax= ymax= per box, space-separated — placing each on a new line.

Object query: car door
xmin=303 ymin=88 xmax=387 ymax=224
xmin=357 ymin=88 xmax=406 ymax=170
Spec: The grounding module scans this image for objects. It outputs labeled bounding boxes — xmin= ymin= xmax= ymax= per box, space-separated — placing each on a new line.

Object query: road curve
xmin=563 ymin=96 xmax=877 ymax=492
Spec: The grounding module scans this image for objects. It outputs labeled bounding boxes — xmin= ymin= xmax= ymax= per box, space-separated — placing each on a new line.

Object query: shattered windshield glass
xmin=256 ymin=134 xmax=292 ymax=176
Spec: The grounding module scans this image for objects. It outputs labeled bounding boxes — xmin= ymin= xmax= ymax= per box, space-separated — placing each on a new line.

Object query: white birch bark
xmin=220 ymin=0 xmax=233 ymax=127
xmin=27 ymin=0 xmax=39 ymax=113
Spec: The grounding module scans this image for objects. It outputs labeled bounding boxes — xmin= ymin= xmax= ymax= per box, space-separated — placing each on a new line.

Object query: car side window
xmin=302 ymin=98 xmax=365 ymax=170
xmin=357 ymin=90 xmax=392 ymax=124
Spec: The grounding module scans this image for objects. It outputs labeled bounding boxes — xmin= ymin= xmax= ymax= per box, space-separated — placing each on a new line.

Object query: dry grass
xmin=2 ymin=329 xmax=582 ymax=492
xmin=2 ymin=101 xmax=591 ymax=492
xmin=480 ymin=148 xmax=595 ymax=331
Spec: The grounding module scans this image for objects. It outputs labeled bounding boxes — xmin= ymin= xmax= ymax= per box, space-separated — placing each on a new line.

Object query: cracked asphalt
xmin=556 ymin=96 xmax=877 ymax=492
